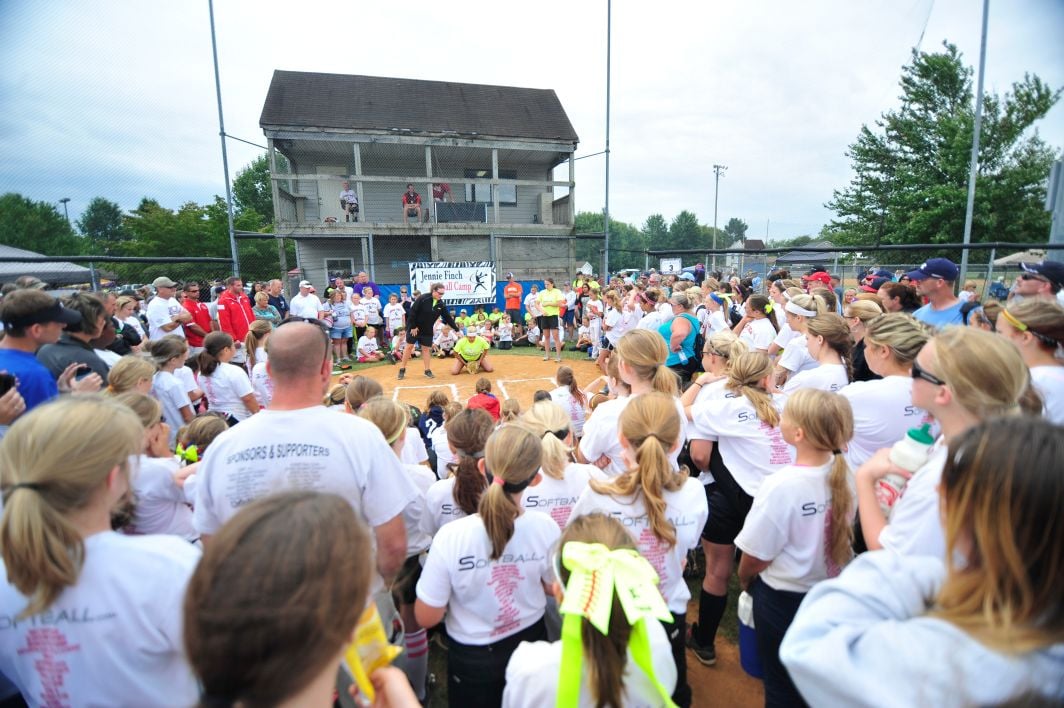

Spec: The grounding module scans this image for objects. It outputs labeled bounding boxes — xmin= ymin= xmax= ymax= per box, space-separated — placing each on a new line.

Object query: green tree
xmin=232 ymin=154 xmax=278 ymax=225
xmin=76 ymin=197 xmax=126 ymax=255
xmin=574 ymin=211 xmax=644 ymax=271
xmin=723 ymin=217 xmax=748 ymax=248
xmin=0 ymin=193 xmax=84 ymax=255
xmin=667 ymin=210 xmax=702 ymax=251
xmin=827 ymin=42 xmax=1060 ymax=253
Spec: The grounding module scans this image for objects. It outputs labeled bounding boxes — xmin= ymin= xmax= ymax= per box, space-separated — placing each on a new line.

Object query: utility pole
xmin=602 ymin=0 xmax=612 ymax=278
xmin=959 ymin=0 xmax=990 ymax=286
xmin=711 ymin=164 xmax=727 ymax=272
xmin=208 ymin=0 xmax=240 ymax=277
xmin=59 ymin=198 xmax=71 ymax=225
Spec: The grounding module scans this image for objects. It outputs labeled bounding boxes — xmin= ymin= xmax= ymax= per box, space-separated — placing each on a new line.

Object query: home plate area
xmin=392 ymin=377 xmax=557 ymax=410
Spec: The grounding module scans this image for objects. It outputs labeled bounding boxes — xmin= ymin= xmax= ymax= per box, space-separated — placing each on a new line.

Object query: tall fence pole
xmin=208 ymin=0 xmax=240 ymax=277
xmin=984 ymin=247 xmax=996 ymax=299
xmin=959 ymin=0 xmax=990 ymax=286
xmin=602 ymin=0 xmax=611 ymax=277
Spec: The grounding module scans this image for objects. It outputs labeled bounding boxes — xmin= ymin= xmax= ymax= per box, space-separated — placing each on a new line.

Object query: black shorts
xmin=413 ymin=331 xmax=434 ymax=347
xmin=506 ymin=308 xmax=521 ymax=322
xmin=701 ymin=446 xmax=754 ymax=544
xmin=540 ymin=314 xmax=559 ymax=330
xmin=393 ymin=553 xmax=423 ymax=606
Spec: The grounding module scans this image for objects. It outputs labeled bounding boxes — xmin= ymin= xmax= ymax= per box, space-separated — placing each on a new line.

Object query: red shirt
xmin=432 ymin=183 xmax=451 ymax=200
xmin=402 ymin=190 xmax=422 ymax=205
xmin=504 ymin=282 xmax=523 ymax=310
xmin=216 ymin=290 xmax=254 ymax=343
xmin=182 ymin=299 xmax=212 ymax=347
xmin=466 ymin=392 xmax=500 ymax=421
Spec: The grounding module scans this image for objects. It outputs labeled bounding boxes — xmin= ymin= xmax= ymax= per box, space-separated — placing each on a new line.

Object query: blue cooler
xmin=737 ymin=591 xmax=764 ymax=679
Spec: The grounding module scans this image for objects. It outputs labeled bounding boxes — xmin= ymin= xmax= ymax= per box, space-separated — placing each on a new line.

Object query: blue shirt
xmin=0 ymin=348 xmax=58 ymax=411
xmin=913 ymin=301 xmax=964 ymax=330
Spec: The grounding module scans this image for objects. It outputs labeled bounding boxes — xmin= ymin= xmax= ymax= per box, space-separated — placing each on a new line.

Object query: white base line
xmin=393 ymin=383 xmax=460 ymax=400
xmin=495 ymin=377 xmax=555 ymax=401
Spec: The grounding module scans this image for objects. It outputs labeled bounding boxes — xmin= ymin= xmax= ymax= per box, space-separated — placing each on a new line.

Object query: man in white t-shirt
xmin=193 ymin=321 xmax=414 ymax=587
xmin=289 ymin=280 xmax=323 ymax=319
xmin=146 ymin=276 xmax=192 ymax=340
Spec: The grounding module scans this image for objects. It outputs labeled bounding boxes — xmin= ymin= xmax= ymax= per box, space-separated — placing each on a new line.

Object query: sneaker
xmin=543 ymin=354 xmax=549 ymax=361
xmin=686 ymin=624 xmax=717 ymax=666
xmin=397 ymin=368 xmax=406 ymax=380
xmin=554 ymin=356 xmax=562 ymax=363
xmin=424 ymin=370 xmax=435 ymax=379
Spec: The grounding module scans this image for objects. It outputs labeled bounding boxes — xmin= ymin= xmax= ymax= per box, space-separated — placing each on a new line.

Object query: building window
xmin=464 ymin=169 xmax=517 ymax=206
xmin=325 ymin=258 xmax=356 ymax=280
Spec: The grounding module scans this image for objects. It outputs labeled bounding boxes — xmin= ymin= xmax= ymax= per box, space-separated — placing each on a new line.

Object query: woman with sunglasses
xmin=996 ymin=298 xmax=1064 ymax=424
xmin=782 ymin=417 xmax=1064 ymax=706
xmin=854 ymin=327 xmax=1027 ymax=556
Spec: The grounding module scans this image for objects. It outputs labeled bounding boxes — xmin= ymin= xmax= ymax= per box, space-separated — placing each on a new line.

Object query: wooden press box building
xmin=259 ymin=70 xmax=580 ymax=287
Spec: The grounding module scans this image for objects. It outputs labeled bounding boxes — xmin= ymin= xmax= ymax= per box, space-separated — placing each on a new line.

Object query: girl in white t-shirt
xmin=348 ymin=292 xmax=368 ymax=342
xmin=429 ymin=401 xmax=462 ymax=480
xmin=855 ymin=327 xmax=1027 ymax=557
xmin=685 ymin=351 xmax=792 ymax=667
xmin=361 ymin=286 xmax=382 ymax=330
xmin=839 ymin=313 xmax=929 ymax=470
xmin=585 ymin=291 xmax=604 ymax=357
xmin=766 ymin=285 xmax=804 ymax=358
xmin=783 ymin=312 xmax=852 ymax=394
xmin=184 ymin=490 xmax=420 ymax=708
xmin=569 ymin=392 xmax=708 ymax=708
xmin=549 ymin=365 xmax=588 ymax=438
xmin=148 ymin=336 xmax=195 ymax=444
xmin=521 ymin=400 xmax=599 ymax=528
xmin=997 ymin=299 xmax=1064 ymax=425
xmin=502 ymin=513 xmax=678 ymax=708
xmin=703 ymin=292 xmax=731 ymax=335
xmin=775 ymin=292 xmax=829 ymax=386
xmin=734 ymin=294 xmax=779 ymax=352
xmin=358 ymin=398 xmax=434 ymax=701
xmin=382 ymin=293 xmax=406 ymax=338
xmin=421 ymin=407 xmax=494 ymax=536
xmin=679 ymin=329 xmax=748 ymax=410
xmin=736 ymin=388 xmax=856 ymax=706
xmin=198 ymin=331 xmax=259 ymax=423
xmin=357 ymin=326 xmax=384 ymax=363
xmin=416 ymin=425 xmax=560 ymax=708
xmin=496 ymin=314 xmax=514 ymax=350
xmin=0 ymin=397 xmax=200 ymax=706
xmin=243 ymin=320 xmax=271 ymax=370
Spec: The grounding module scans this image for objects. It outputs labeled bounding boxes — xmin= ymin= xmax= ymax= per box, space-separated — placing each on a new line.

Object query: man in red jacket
xmin=216 ymin=276 xmax=254 ymax=366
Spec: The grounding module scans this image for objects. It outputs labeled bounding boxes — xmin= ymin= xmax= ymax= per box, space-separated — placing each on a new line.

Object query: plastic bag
xmin=343 ymin=601 xmax=404 ymax=702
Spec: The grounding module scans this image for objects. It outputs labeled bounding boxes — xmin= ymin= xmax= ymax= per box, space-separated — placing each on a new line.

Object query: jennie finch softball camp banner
xmin=409 ymin=261 xmax=497 ymax=306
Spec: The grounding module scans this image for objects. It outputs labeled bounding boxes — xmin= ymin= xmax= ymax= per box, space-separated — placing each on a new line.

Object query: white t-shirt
xmin=363 ymin=296 xmax=382 ymax=324
xmin=579 ymin=396 xmax=687 ymax=478
xmin=146 ymin=295 xmax=186 ymax=341
xmin=250 ymin=361 xmax=273 ymax=408
xmin=569 ymin=479 xmax=708 ymax=614
xmin=550 ymin=386 xmax=588 ymax=437
xmin=783 ymin=363 xmax=849 ymax=394
xmin=0 ymin=532 xmax=200 ymax=707
xmin=522 ymin=462 xmax=599 ymax=529
xmin=357 ymin=336 xmax=379 ymax=356
xmin=738 ymin=317 xmax=776 ymax=351
xmin=288 ymin=292 xmax=322 ymax=319
xmin=603 ymin=308 xmax=623 ymax=345
xmin=736 ymin=461 xmax=854 ymax=593
xmin=705 ymin=309 xmax=729 ymax=335
xmin=349 ymin=302 xmax=368 ymax=328
xmin=416 ymin=511 xmax=559 ymax=645
xmin=174 ymin=365 xmax=200 ymax=400
xmin=502 ymin=619 xmax=676 ymax=708
xmin=525 ymin=293 xmax=542 ymax=318
xmin=637 ymin=309 xmax=664 ymax=332
xmin=201 ymin=361 xmax=254 ymax=420
xmin=839 ymin=377 xmax=926 ymax=469
xmin=130 ymin=455 xmax=197 ymax=542
xmin=688 ymin=394 xmax=793 ymax=497
xmin=1030 ymin=365 xmax=1064 ymax=425
xmin=152 ymin=370 xmax=191 ymax=447
xmin=772 ymin=321 xmax=797 ymax=350
xmin=401 ymin=462 xmax=435 ymax=556
xmin=879 ymin=442 xmax=948 ymax=559
xmin=497 ymin=322 xmax=513 ymax=342
xmin=194 ymin=406 xmax=417 ymax=590
xmin=400 ymin=428 xmax=429 ymax=465
xmin=421 ymin=474 xmax=471 ymax=537
xmin=383 ymin=303 xmax=405 ymax=333
xmin=122 ymin=315 xmax=146 ymax=339
xmin=777 ymin=335 xmax=818 ymax=375
xmin=430 ymin=425 xmax=454 ymax=478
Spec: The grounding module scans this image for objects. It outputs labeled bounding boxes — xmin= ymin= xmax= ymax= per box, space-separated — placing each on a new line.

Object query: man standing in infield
xmin=398 ymin=282 xmax=458 ymax=380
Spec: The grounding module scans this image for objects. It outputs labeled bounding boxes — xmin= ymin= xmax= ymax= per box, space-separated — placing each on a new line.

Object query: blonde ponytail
xmin=479 ymin=425 xmax=542 ymax=559
xmin=590 ymin=393 xmax=687 ymax=548
xmin=726 ymin=352 xmax=780 ymax=427
xmin=0 ymin=397 xmax=142 ymax=618
xmin=615 ymin=329 xmax=678 ymax=397
xmin=522 ymin=401 xmax=572 ymax=480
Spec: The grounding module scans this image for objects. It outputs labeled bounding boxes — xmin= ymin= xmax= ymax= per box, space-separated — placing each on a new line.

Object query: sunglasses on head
xmin=911 ymin=359 xmax=946 ymax=387
xmin=1019 ymin=272 xmax=1048 ymax=282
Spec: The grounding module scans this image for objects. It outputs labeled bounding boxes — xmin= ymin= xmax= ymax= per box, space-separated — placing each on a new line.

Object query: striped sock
xmin=403 ymin=628 xmax=429 ymax=701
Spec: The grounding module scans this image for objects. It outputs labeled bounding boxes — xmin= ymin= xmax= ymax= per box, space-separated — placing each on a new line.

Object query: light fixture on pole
xmin=711 ymin=164 xmax=727 ymax=272
xmin=59 ymin=198 xmax=71 ymax=225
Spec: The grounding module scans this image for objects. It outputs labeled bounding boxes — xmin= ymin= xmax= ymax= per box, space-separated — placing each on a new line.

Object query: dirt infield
xmin=342 ymin=351 xmax=605 ymax=409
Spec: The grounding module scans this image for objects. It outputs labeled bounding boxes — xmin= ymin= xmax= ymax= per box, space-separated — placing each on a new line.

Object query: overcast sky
xmin=2 ymin=0 xmax=1061 ymax=242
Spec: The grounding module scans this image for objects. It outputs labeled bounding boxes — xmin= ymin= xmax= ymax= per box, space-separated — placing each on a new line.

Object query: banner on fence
xmin=408 ymin=261 xmax=497 ymax=305
xmin=660 ymin=258 xmax=682 ymax=274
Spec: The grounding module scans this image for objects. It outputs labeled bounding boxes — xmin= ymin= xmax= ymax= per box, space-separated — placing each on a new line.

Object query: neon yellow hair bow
xmin=556 ymin=542 xmax=676 ymax=707
xmin=764 ymin=302 xmax=774 ymax=314
xmin=175 ymin=443 xmax=198 ymax=464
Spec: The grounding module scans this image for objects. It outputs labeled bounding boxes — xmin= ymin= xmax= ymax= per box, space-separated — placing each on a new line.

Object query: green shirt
xmin=537 ymin=287 xmax=564 ymax=316
xmin=454 ymin=336 xmax=490 ymax=361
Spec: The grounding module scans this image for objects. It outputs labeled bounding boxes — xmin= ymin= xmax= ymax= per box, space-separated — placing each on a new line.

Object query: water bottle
xmin=876 ymin=424 xmax=935 ymax=515
xmin=677 ymin=349 xmax=689 ymax=365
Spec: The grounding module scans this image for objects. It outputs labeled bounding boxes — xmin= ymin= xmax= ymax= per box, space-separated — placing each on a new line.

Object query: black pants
xmin=664 ymin=611 xmax=692 ymax=708
xmin=750 ymin=578 xmax=808 ymax=708
xmin=446 ymin=618 xmax=546 ymax=708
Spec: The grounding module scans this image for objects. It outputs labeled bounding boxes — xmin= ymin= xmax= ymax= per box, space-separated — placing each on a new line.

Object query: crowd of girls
xmin=0 ymin=268 xmax=1062 ymax=708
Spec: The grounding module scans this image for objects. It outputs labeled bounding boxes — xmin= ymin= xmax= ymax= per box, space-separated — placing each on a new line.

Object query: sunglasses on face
xmin=911 ymin=359 xmax=946 ymax=387
xmin=1019 ymin=272 xmax=1048 ymax=283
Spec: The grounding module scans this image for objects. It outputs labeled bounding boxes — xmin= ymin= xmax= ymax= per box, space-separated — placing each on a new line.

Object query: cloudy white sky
xmin=2 ymin=0 xmax=1062 ymax=242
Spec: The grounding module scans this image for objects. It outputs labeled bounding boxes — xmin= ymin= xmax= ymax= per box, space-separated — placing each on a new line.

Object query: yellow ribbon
xmin=556 ymin=542 xmax=675 ymax=707
xmin=175 ymin=443 xmax=198 ymax=464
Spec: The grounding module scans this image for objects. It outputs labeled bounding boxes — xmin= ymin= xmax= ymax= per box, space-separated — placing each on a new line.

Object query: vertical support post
xmin=268 ymin=139 xmax=288 ymax=291
xmin=361 ymin=237 xmax=370 ymax=279
xmin=492 ymin=149 xmax=500 ymax=225
xmin=568 ymin=151 xmax=576 ymax=225
xmin=352 ymin=143 xmax=364 ymax=223
xmin=984 ymin=247 xmax=996 ymax=299
xmin=367 ymin=232 xmax=376 ymax=282
xmin=959 ymin=0 xmax=990 ymax=286
xmin=208 ymin=0 xmax=239 ymax=276
xmin=603 ymin=0 xmax=611 ymax=277
xmin=425 ymin=145 xmax=433 ymax=224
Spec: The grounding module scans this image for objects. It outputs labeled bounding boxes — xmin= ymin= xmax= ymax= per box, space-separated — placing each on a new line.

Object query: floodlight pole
xmin=959 ymin=0 xmax=989 ymax=286
xmin=208 ymin=0 xmax=240 ymax=277
xmin=712 ymin=164 xmax=727 ymax=272
xmin=602 ymin=0 xmax=612 ymax=278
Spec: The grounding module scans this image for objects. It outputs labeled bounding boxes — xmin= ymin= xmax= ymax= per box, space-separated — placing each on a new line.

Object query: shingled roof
xmin=260 ymin=71 xmax=579 ymax=143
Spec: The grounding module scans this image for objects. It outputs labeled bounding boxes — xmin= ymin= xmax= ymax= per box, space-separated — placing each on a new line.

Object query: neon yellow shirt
xmin=537 ymin=287 xmax=564 ymax=316
xmin=454 ymin=336 xmax=490 ymax=361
